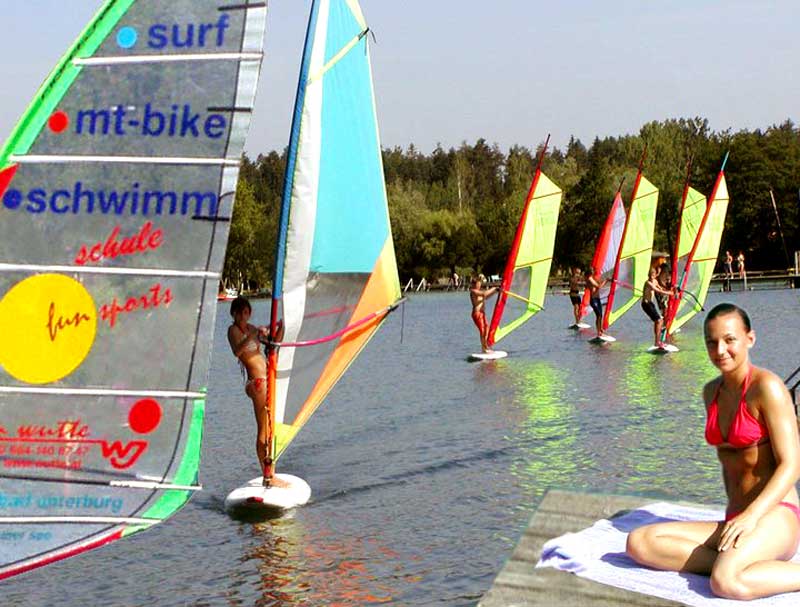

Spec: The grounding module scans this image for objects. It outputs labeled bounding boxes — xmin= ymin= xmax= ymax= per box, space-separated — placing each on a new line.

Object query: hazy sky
xmin=2 ymin=1 xmax=799 ymax=156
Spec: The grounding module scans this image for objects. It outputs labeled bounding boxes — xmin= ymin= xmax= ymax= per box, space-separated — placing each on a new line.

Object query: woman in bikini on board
xmin=227 ymin=296 xmax=284 ymax=480
xmin=627 ymin=302 xmax=800 ymax=599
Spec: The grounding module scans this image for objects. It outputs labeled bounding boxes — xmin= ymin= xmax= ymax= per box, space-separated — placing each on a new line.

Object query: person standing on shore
xmin=626 ymin=303 xmax=800 ymax=600
xmin=724 ymin=251 xmax=734 ymax=291
xmin=737 ymin=251 xmax=746 ymax=279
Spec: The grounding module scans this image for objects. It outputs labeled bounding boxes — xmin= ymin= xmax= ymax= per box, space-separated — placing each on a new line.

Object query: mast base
xmin=224 ymin=473 xmax=311 ymax=515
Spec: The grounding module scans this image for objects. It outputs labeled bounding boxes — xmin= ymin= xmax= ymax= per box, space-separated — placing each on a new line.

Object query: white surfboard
xmin=568 ymin=322 xmax=591 ymax=330
xmin=224 ymin=473 xmax=311 ymax=515
xmin=589 ymin=334 xmax=616 ymax=344
xmin=468 ymin=350 xmax=508 ymax=361
xmin=647 ymin=343 xmax=680 ymax=354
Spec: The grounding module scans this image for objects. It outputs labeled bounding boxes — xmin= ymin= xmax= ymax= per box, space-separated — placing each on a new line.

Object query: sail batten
xmin=74 ymin=52 xmax=264 ymax=66
xmin=0 ymin=0 xmax=266 ymax=578
xmin=10 ymin=155 xmax=242 ymax=165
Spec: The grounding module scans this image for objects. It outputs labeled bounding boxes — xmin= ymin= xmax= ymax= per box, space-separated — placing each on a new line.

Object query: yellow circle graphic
xmin=0 ymin=274 xmax=97 ymax=384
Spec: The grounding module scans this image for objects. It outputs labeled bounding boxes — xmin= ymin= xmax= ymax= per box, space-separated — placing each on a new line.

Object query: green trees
xmin=222 ymin=119 xmax=800 ymax=290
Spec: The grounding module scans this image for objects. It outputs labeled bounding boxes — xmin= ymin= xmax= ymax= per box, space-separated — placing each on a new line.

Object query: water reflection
xmin=238 ymin=517 xmax=398 ymax=606
xmin=502 ymin=360 xmax=588 ymax=501
xmin=618 ymin=335 xmax=721 ymax=501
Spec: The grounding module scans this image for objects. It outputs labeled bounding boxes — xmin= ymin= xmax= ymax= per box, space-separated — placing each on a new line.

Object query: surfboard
xmin=589 ymin=334 xmax=617 ymax=344
xmin=224 ymin=474 xmax=312 ymax=514
xmin=469 ymin=350 xmax=508 ymax=361
xmin=568 ymin=323 xmax=591 ymax=330
xmin=647 ymin=343 xmax=680 ymax=354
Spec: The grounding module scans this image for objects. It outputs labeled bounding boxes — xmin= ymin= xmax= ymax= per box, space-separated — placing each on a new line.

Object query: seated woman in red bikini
xmin=626 ymin=302 xmax=800 ymax=600
xmin=227 ymin=296 xmax=283 ymax=478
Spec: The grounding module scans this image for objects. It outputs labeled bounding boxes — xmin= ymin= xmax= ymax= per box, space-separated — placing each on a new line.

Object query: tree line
xmin=222 ymin=117 xmax=800 ymax=291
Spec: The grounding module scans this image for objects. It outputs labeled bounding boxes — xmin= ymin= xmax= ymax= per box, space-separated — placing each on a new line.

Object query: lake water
xmin=5 ymin=288 xmax=800 ymax=605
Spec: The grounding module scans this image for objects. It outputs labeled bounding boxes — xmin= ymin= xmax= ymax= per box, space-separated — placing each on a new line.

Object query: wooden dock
xmin=478 ymin=490 xmax=719 ymax=607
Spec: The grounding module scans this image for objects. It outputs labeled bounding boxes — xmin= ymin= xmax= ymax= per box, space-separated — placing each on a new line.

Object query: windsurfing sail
xmin=487 ymin=136 xmax=562 ymax=346
xmin=266 ymin=0 xmax=402 ymax=470
xmin=603 ymin=162 xmax=659 ymax=331
xmin=662 ymin=164 xmax=707 ymax=337
xmin=664 ymin=154 xmax=730 ymax=337
xmin=0 ymin=0 xmax=266 ymax=579
xmin=579 ymin=187 xmax=627 ymax=320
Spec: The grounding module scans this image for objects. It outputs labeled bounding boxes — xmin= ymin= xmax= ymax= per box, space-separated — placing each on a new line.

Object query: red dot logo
xmin=48 ymin=111 xmax=69 ymax=133
xmin=128 ymin=398 xmax=162 ymax=434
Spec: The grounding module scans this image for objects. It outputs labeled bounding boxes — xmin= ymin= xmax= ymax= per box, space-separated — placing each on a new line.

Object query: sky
xmin=1 ymin=1 xmax=799 ymax=157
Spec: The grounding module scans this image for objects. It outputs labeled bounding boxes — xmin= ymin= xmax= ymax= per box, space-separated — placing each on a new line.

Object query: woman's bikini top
xmin=705 ymin=366 xmax=769 ymax=449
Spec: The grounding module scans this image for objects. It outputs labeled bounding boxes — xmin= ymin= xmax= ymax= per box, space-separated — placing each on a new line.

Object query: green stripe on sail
xmin=606 ymin=175 xmax=658 ymax=328
xmin=0 ymin=0 xmax=135 ymax=164
xmin=668 ymin=187 xmax=708 ymax=332
xmin=493 ymin=172 xmax=561 ymax=343
xmin=123 ymin=397 xmax=205 ymax=536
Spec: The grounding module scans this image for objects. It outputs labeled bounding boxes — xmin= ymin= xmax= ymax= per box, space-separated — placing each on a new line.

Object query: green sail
xmin=664 ymin=186 xmax=707 ymax=334
xmin=603 ymin=174 xmax=659 ymax=330
xmin=489 ymin=171 xmax=562 ymax=344
xmin=671 ymin=175 xmax=729 ymax=334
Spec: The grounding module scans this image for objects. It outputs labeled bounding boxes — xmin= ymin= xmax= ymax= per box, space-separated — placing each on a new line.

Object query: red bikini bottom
xmin=725 ymin=501 xmax=800 ymax=522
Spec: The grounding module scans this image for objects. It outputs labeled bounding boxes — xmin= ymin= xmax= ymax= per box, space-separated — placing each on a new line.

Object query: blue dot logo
xmin=116 ymin=27 xmax=138 ymax=49
xmin=3 ymin=189 xmax=23 ymax=210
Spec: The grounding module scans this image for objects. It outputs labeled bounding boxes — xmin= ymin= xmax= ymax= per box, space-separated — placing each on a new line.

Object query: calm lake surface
xmin=5 ymin=288 xmax=800 ymax=605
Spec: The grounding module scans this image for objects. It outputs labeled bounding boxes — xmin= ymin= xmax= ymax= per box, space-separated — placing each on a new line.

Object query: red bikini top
xmin=705 ymin=366 xmax=769 ymax=449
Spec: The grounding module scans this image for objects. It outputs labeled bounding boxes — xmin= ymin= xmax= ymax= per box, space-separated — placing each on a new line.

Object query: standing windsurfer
xmin=469 ymin=274 xmax=499 ymax=353
xmin=627 ymin=303 xmax=800 ymax=600
xmin=567 ymin=267 xmax=584 ymax=326
xmin=227 ymin=296 xmax=285 ymax=481
xmin=655 ymin=262 xmax=671 ymax=316
xmin=584 ymin=267 xmax=607 ymax=338
xmin=641 ymin=267 xmax=673 ymax=348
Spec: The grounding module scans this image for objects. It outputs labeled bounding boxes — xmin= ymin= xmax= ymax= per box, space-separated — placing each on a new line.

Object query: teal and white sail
xmin=267 ymin=0 xmax=402 ymax=463
xmin=0 ymin=0 xmax=266 ymax=579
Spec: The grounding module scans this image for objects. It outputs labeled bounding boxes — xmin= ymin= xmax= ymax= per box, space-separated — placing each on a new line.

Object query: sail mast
xmin=769 ymin=188 xmax=791 ymax=268
xmin=662 ymin=157 xmax=694 ymax=338
xmin=264 ymin=1 xmax=321 ymax=483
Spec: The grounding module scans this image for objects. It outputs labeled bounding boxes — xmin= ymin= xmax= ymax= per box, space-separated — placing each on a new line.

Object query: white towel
xmin=536 ymin=502 xmax=800 ymax=606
